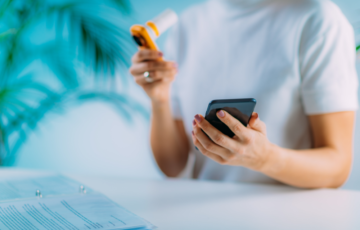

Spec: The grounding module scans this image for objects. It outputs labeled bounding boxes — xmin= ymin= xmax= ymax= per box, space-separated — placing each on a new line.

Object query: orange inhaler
xmin=130 ymin=9 xmax=178 ymax=60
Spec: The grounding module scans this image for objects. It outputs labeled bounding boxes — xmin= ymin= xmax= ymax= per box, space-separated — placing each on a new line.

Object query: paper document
xmin=0 ymin=194 xmax=154 ymax=230
xmin=0 ymin=176 xmax=156 ymax=230
xmin=0 ymin=175 xmax=93 ymax=201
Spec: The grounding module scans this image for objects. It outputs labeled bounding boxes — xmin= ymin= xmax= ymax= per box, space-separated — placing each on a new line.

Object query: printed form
xmin=0 ymin=176 xmax=155 ymax=230
xmin=0 ymin=194 xmax=154 ymax=230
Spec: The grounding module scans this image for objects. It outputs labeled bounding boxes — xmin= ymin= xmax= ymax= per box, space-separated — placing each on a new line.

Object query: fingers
xmin=216 ymin=110 xmax=250 ymax=142
xmin=133 ymin=69 xmax=177 ymax=85
xmin=192 ymin=123 xmax=233 ymax=160
xmin=132 ymin=50 xmax=163 ymax=63
xmin=129 ymin=61 xmax=176 ymax=76
xmin=192 ymin=130 xmax=226 ymax=164
xmin=194 ymin=114 xmax=238 ymax=151
xmin=248 ymin=112 xmax=267 ymax=134
xmin=130 ymin=50 xmax=177 ymax=86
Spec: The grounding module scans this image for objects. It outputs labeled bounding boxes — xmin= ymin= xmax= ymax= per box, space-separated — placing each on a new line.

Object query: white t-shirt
xmin=164 ymin=0 xmax=358 ymax=184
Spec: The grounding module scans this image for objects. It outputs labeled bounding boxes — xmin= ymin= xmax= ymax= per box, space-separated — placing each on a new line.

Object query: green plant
xmin=353 ymin=9 xmax=360 ymax=54
xmin=0 ymin=0 xmax=146 ymax=165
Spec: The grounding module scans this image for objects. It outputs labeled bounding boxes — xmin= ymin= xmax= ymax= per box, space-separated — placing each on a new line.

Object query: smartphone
xmin=205 ymin=98 xmax=257 ymax=138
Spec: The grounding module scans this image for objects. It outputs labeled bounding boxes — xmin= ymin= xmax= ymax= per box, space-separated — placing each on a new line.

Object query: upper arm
xmin=308 ymin=111 xmax=355 ymax=156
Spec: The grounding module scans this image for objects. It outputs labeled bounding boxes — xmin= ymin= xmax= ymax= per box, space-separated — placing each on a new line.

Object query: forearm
xmin=261 ymin=144 xmax=352 ymax=189
xmin=151 ymin=101 xmax=189 ymax=177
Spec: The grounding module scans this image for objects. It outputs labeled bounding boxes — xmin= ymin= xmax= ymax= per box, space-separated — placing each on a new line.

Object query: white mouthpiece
xmin=150 ymin=9 xmax=178 ymax=35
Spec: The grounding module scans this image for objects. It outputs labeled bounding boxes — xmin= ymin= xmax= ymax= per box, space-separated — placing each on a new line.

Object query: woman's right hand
xmin=129 ymin=49 xmax=177 ymax=104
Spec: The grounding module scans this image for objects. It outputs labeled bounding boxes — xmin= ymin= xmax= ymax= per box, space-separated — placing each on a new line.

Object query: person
xmin=129 ymin=0 xmax=358 ymax=188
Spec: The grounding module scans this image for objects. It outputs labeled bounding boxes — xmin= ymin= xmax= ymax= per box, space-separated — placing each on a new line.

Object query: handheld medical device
xmin=130 ymin=9 xmax=178 ymax=58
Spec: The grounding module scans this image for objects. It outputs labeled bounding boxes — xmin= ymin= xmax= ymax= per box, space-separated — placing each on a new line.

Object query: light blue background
xmin=13 ymin=0 xmax=360 ymax=189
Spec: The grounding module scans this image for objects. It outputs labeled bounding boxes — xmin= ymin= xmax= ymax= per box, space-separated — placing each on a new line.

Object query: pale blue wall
xmin=14 ymin=0 xmax=360 ymax=189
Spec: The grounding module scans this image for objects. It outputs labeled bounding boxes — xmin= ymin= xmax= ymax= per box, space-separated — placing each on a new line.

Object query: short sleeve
xmin=299 ymin=3 xmax=359 ymax=115
xmin=164 ymin=22 xmax=184 ymax=120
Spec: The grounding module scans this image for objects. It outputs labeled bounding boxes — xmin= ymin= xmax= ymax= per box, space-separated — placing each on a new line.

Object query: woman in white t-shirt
xmin=129 ymin=0 xmax=358 ymax=188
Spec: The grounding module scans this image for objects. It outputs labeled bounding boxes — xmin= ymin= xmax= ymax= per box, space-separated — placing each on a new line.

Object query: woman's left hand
xmin=192 ymin=111 xmax=273 ymax=172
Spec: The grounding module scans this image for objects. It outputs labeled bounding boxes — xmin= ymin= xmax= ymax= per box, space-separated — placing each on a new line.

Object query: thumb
xmin=248 ymin=113 xmax=266 ymax=134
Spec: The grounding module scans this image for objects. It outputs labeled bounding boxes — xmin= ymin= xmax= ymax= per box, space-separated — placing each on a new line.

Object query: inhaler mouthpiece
xmin=146 ymin=9 xmax=178 ymax=38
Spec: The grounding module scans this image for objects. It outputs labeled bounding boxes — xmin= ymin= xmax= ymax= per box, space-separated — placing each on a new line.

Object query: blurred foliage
xmin=350 ymin=8 xmax=359 ymax=54
xmin=356 ymin=13 xmax=360 ymax=54
xmin=0 ymin=0 xmax=145 ymax=165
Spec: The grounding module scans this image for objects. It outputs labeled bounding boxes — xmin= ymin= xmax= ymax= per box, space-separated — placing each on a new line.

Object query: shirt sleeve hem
xmin=302 ymin=88 xmax=359 ymax=115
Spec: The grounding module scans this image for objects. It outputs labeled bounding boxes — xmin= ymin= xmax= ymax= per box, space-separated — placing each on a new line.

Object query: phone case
xmin=205 ymin=98 xmax=256 ymax=138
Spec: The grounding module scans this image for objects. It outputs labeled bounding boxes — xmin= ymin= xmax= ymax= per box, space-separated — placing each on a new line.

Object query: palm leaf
xmin=111 ymin=0 xmax=131 ymax=13
xmin=0 ymin=0 xmax=144 ymax=165
xmin=41 ymin=45 xmax=79 ymax=89
xmin=75 ymin=11 xmax=132 ymax=77
xmin=1 ymin=87 xmax=149 ymax=166
xmin=0 ymin=28 xmax=17 ymax=42
xmin=0 ymin=0 xmax=13 ymax=19
xmin=2 ymin=96 xmax=64 ymax=166
xmin=0 ymin=79 xmax=65 ymax=165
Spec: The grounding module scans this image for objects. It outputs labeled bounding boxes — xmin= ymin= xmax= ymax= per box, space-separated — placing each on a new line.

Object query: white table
xmin=1 ymin=168 xmax=360 ymax=230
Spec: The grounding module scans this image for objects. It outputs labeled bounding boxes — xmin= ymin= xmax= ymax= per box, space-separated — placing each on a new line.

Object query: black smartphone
xmin=205 ymin=98 xmax=257 ymax=138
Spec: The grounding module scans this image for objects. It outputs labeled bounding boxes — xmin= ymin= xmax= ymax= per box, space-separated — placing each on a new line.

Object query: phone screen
xmin=205 ymin=98 xmax=256 ymax=138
